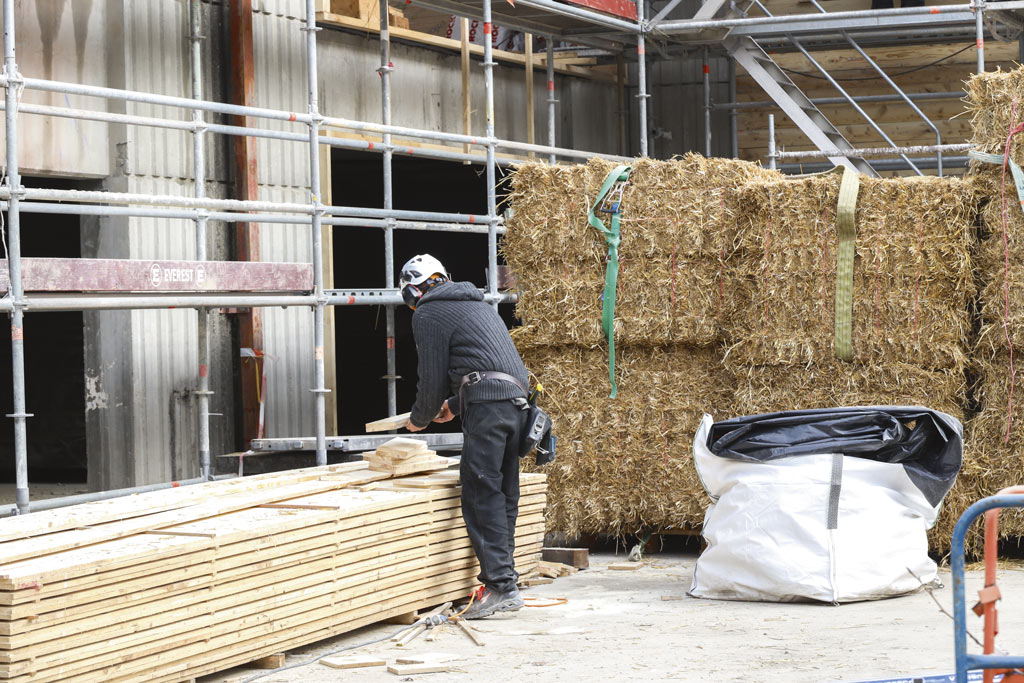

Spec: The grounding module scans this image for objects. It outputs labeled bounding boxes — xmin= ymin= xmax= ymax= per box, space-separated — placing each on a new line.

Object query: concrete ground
xmin=204 ymin=551 xmax=1024 ymax=683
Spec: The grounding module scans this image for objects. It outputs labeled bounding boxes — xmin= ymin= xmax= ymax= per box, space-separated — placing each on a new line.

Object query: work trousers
xmin=460 ymin=399 xmax=528 ymax=594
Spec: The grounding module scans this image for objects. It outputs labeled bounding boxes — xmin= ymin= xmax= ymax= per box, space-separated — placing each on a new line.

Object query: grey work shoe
xmin=459 ymin=585 xmax=524 ymax=620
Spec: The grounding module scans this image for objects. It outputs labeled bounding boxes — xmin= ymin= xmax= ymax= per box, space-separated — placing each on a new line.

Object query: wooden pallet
xmin=0 ymin=467 xmax=546 ymax=683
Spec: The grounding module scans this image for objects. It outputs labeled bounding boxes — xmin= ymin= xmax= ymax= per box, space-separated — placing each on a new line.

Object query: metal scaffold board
xmin=250 ymin=433 xmax=464 ymax=453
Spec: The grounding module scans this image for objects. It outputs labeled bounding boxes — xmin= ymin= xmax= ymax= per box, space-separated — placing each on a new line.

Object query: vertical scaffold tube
xmin=3 ymin=0 xmax=29 ymax=514
xmin=636 ymin=0 xmax=649 ymax=157
xmin=975 ymin=1 xmax=985 ymax=73
xmin=547 ymin=37 xmax=556 ymax=165
xmin=304 ymin=0 xmax=328 ymax=464
xmin=380 ymin=0 xmax=397 ymax=417
xmin=190 ymin=0 xmax=212 ymax=481
xmin=768 ymin=113 xmax=777 ymax=170
xmin=703 ymin=46 xmax=711 ymax=157
xmin=483 ymin=0 xmax=499 ymax=308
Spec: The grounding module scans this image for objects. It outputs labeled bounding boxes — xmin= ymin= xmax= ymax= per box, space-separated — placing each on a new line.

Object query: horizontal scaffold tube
xmin=0 ymin=190 xmax=496 ymax=226
xmin=3 ymin=101 xmax=521 ymax=167
xmin=655 ymin=2 xmax=1024 ymax=33
xmin=0 ymin=201 xmax=506 ymax=233
xmin=774 ymin=142 xmax=972 ymax=160
xmin=2 ymin=76 xmax=622 ymax=164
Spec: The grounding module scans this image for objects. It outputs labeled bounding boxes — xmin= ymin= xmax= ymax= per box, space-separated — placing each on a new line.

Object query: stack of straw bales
xmin=504 ymin=154 xmax=777 ymax=537
xmin=727 ymin=172 xmax=977 ymax=426
xmin=958 ymin=67 xmax=1024 ymax=552
xmin=727 ymin=171 xmax=978 ymax=553
xmin=505 ymin=153 xmax=980 ymax=549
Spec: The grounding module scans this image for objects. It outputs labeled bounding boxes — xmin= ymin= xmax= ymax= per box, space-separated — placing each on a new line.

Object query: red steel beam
xmin=229 ymin=0 xmax=265 ymax=445
xmin=566 ymin=0 xmax=637 ymax=21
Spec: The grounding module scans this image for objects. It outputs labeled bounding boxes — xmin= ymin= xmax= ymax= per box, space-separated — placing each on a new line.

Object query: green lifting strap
xmin=588 ymin=164 xmax=632 ymax=398
xmin=834 ymin=167 xmax=860 ymax=362
xmin=970 ymin=150 xmax=1024 ymax=209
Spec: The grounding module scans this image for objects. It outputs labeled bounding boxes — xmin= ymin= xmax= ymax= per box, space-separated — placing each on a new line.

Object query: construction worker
xmin=399 ymin=253 xmax=530 ymax=620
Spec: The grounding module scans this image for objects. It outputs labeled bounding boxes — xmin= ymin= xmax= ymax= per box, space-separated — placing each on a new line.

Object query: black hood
xmin=418 ymin=280 xmax=484 ymax=305
xmin=704 ymin=406 xmax=963 ymax=508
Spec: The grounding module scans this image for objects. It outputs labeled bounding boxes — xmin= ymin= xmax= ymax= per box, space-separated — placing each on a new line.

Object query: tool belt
xmin=459 ymin=371 xmax=556 ymax=465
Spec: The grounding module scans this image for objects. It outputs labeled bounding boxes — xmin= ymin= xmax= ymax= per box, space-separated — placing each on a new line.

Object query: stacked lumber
xmin=363 ymin=436 xmax=457 ymax=476
xmin=0 ymin=461 xmax=546 ymax=683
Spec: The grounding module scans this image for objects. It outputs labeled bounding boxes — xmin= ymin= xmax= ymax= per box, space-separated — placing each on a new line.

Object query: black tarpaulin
xmin=705 ymin=406 xmax=963 ymax=508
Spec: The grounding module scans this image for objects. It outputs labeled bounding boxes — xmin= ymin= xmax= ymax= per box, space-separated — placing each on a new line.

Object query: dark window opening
xmin=331 ymin=150 xmax=516 ymax=436
xmin=0 ymin=177 xmax=86 ymax=485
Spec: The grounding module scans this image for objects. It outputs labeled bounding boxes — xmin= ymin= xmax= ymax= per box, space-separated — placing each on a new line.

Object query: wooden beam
xmin=229 ymin=0 xmax=264 ymax=448
xmin=317 ymin=11 xmax=615 ymax=82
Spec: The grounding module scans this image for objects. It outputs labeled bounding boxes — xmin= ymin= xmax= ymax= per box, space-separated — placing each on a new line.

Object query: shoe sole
xmin=464 ymin=598 xmax=524 ymax=620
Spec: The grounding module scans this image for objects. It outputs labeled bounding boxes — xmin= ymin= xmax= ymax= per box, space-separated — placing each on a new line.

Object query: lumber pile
xmin=0 ymin=462 xmax=546 ymax=683
xmin=362 ymin=436 xmax=456 ymax=476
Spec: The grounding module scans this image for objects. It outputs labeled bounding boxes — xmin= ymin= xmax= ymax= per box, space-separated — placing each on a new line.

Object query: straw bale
xmin=518 ymin=343 xmax=733 ymax=538
xmin=934 ymin=352 xmax=1024 ymax=557
xmin=966 ymin=66 xmax=1024 ymax=164
xmin=728 ymin=360 xmax=967 ymax=424
xmin=974 ymin=167 xmax=1024 ymax=354
xmin=729 ymin=172 xmax=978 ymax=371
xmin=502 ymin=154 xmax=778 ymax=346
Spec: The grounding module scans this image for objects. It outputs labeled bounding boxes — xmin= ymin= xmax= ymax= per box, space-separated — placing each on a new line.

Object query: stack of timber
xmin=363 ymin=436 xmax=456 ymax=476
xmin=0 ymin=462 xmax=546 ymax=683
xmin=504 ymin=155 xmax=770 ymax=537
xmin=957 ymin=66 xmax=1024 ymax=553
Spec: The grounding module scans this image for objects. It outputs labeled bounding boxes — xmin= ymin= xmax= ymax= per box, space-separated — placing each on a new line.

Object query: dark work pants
xmin=460 ymin=399 xmax=528 ymax=594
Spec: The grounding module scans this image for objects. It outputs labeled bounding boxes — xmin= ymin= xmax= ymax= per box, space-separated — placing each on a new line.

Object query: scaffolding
xmin=3 ymin=0 xmax=1021 ymax=514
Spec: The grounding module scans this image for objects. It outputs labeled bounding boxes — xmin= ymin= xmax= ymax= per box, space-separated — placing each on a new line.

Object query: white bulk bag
xmin=688 ymin=407 xmax=962 ymax=603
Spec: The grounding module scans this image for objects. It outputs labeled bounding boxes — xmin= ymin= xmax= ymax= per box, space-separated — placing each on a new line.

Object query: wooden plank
xmin=320 ymin=655 xmax=386 ymax=669
xmin=364 ymin=412 xmax=412 ymax=433
xmin=0 ymin=461 xmax=368 ymax=545
xmin=0 ymin=473 xmax=385 ymax=569
xmin=374 ymin=436 xmax=432 ymax=457
xmin=542 ymin=547 xmax=589 ymax=569
xmin=0 ymin=259 xmax=313 ymax=293
xmin=387 ymin=663 xmax=451 ymax=675
xmin=315 ymin=11 xmax=613 ymax=82
xmin=250 ymin=654 xmax=285 ymax=669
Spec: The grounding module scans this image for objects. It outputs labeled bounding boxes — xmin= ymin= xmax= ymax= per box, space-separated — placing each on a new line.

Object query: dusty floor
xmin=203 ymin=551 xmax=1024 ymax=683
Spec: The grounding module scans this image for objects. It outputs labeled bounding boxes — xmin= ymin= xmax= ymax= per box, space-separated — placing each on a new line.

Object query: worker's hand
xmin=433 ymin=400 xmax=455 ymax=423
xmin=405 ymin=419 xmax=426 ymax=432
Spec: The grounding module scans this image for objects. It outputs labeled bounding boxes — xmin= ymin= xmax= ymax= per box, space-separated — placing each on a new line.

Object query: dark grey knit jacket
xmin=409 ymin=281 xmax=529 ymax=428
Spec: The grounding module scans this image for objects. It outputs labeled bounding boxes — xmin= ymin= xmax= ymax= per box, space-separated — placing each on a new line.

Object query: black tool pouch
xmin=520 ymin=399 xmax=556 ymax=466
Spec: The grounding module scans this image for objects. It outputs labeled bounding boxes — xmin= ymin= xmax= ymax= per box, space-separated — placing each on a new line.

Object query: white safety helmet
xmin=399 ymin=254 xmax=449 ymax=309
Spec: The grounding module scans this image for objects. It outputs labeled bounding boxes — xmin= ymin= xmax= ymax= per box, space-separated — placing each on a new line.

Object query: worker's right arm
xmin=408 ymin=315 xmax=451 ymax=429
